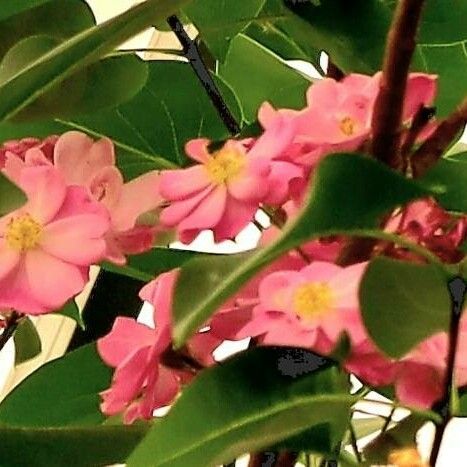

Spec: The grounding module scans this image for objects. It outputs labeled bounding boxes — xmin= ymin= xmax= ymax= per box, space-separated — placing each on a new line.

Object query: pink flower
xmin=0 ymin=135 xmax=58 ymax=169
xmin=258 ymin=72 xmax=437 ymax=168
xmin=385 ymin=198 xmax=467 ymax=263
xmin=98 ymin=271 xmax=221 ymax=423
xmin=0 ymin=166 xmax=109 ymax=314
xmin=3 ymin=131 xmax=164 ymax=265
xmin=159 ymin=119 xmax=301 ymax=243
xmin=225 ymin=261 xmax=367 ymax=353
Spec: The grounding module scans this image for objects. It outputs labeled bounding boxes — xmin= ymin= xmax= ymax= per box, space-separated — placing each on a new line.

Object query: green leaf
xmin=0 ymin=0 xmax=191 ymax=122
xmin=0 ymin=424 xmax=148 ymax=467
xmin=103 ymin=248 xmax=208 ymax=282
xmin=172 ymin=153 xmax=432 ymax=347
xmin=352 ymin=417 xmax=386 ymax=440
xmin=421 ymin=157 xmax=467 ymax=213
xmin=360 ymin=257 xmax=450 ymax=358
xmin=0 ymin=172 xmax=26 ymax=216
xmin=58 ymin=300 xmax=84 ymax=330
xmin=0 ymin=343 xmax=111 ymax=427
xmin=127 ymin=347 xmax=352 ymax=467
xmin=219 ymin=34 xmax=310 ymax=122
xmin=0 ymin=1 xmax=70 ymax=23
xmin=13 ymin=318 xmax=42 ymax=365
xmin=0 ymin=35 xmax=148 ymax=121
xmin=184 ymin=0 xmax=266 ymax=61
xmin=0 ymin=0 xmax=95 ymax=62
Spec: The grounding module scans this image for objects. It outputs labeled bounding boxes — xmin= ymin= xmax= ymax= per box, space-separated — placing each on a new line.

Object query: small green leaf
xmin=0 ymin=424 xmax=148 ymax=467
xmin=0 ymin=0 xmax=190 ymax=121
xmin=58 ymin=300 xmax=84 ymax=330
xmin=219 ymin=34 xmax=310 ymax=122
xmin=360 ymin=257 xmax=451 ymax=358
xmin=0 ymin=172 xmax=26 ymax=216
xmin=13 ymin=318 xmax=42 ymax=365
xmin=173 ymin=153 xmax=432 ymax=347
xmin=127 ymin=347 xmax=352 ymax=467
xmin=0 ymin=343 xmax=111 ymax=427
xmin=422 ymin=157 xmax=467 ymax=213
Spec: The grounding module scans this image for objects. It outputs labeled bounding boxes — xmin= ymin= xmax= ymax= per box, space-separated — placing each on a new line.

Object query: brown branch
xmin=400 ymin=105 xmax=436 ymax=172
xmin=411 ymin=97 xmax=467 ymax=178
xmin=327 ymin=60 xmax=345 ymax=81
xmin=0 ymin=311 xmax=21 ymax=353
xmin=371 ymin=0 xmax=426 ymax=169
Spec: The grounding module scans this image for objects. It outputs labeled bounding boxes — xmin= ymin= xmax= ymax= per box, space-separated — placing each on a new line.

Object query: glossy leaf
xmin=103 ymin=248 xmax=210 ymax=282
xmin=360 ymin=257 xmax=450 ymax=358
xmin=0 ymin=172 xmax=27 ymax=216
xmin=422 ymin=156 xmax=467 ymax=213
xmin=219 ymin=34 xmax=310 ymax=122
xmin=0 ymin=0 xmax=191 ymax=121
xmin=184 ymin=0 xmax=266 ymax=60
xmin=127 ymin=347 xmax=352 ymax=467
xmin=172 ymin=153 xmax=432 ymax=347
xmin=0 ymin=0 xmax=95 ymax=62
xmin=0 ymin=424 xmax=148 ymax=467
xmin=58 ymin=300 xmax=85 ymax=330
xmin=0 ymin=35 xmax=148 ymax=121
xmin=0 ymin=344 xmax=111 ymax=427
xmin=13 ymin=317 xmax=42 ymax=365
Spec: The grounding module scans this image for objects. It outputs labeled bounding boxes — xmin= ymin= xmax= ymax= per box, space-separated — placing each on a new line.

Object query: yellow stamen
xmin=339 ymin=116 xmax=357 ymax=136
xmin=292 ymin=282 xmax=334 ymax=321
xmin=204 ymin=147 xmax=245 ymax=185
xmin=388 ymin=447 xmax=427 ymax=467
xmin=5 ymin=214 xmax=43 ymax=251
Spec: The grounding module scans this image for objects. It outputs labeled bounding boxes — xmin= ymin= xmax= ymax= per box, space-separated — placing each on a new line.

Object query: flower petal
xmin=159 ymin=165 xmax=210 ymax=201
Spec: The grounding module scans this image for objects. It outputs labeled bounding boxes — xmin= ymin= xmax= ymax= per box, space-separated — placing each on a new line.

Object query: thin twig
xmin=0 ymin=311 xmax=21 ymax=353
xmin=411 ymin=97 xmax=467 ymax=178
xmin=429 ymin=276 xmax=467 ymax=466
xmin=326 ymin=60 xmax=345 ymax=81
xmin=349 ymin=423 xmax=363 ymax=463
xmin=381 ymin=407 xmax=396 ymax=433
xmin=167 ymin=15 xmax=240 ymax=136
xmin=371 ymin=0 xmax=426 ymax=169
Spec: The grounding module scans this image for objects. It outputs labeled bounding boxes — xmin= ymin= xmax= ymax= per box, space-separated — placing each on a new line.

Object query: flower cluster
xmin=92 ymin=72 xmax=466 ymax=422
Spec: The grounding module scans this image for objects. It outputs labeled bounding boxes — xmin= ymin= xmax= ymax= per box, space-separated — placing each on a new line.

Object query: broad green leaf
xmin=0 ymin=0 xmax=95 ymax=62
xmin=0 ymin=1 xmax=66 ymax=23
xmin=0 ymin=172 xmax=27 ymax=216
xmin=352 ymin=417 xmax=386 ymax=440
xmin=219 ymin=34 xmax=310 ymax=122
xmin=0 ymin=0 xmax=191 ymax=121
xmin=360 ymin=257 xmax=450 ymax=358
xmin=184 ymin=0 xmax=266 ymax=61
xmin=421 ymin=157 xmax=467 ymax=213
xmin=0 ymin=35 xmax=148 ymax=121
xmin=58 ymin=300 xmax=84 ymax=330
xmin=127 ymin=347 xmax=352 ymax=467
xmin=13 ymin=318 xmax=42 ymax=365
xmin=0 ymin=424 xmax=148 ymax=467
xmin=0 ymin=343 xmax=111 ymax=427
xmin=172 ymin=153 xmax=432 ymax=346
xmin=103 ymin=248 xmax=208 ymax=282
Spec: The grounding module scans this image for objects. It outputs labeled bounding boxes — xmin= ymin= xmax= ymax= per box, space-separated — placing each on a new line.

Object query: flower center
xmin=339 ymin=117 xmax=356 ymax=136
xmin=5 ymin=214 xmax=43 ymax=251
xmin=292 ymin=282 xmax=334 ymax=321
xmin=205 ymin=147 xmax=246 ymax=184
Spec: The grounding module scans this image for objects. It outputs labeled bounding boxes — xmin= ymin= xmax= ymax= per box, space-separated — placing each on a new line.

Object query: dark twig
xmin=371 ymin=0 xmax=426 ymax=169
xmin=0 ymin=311 xmax=21 ymax=353
xmin=429 ymin=277 xmax=467 ymax=467
xmin=411 ymin=97 xmax=467 ymax=178
xmin=349 ymin=423 xmax=363 ymax=463
xmin=326 ymin=60 xmax=345 ymax=81
xmin=400 ymin=105 xmax=436 ymax=172
xmin=167 ymin=15 xmax=241 ymax=136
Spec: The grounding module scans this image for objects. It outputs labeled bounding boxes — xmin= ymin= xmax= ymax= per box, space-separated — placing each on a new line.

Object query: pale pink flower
xmin=3 ymin=131 xmax=164 ymax=265
xmin=98 ymin=271 xmax=220 ymax=423
xmin=159 ymin=119 xmax=301 ymax=243
xmin=0 ymin=135 xmax=58 ymax=169
xmin=258 ymin=72 xmax=437 ymax=168
xmin=225 ymin=261 xmax=368 ymax=353
xmin=0 ymin=166 xmax=109 ymax=314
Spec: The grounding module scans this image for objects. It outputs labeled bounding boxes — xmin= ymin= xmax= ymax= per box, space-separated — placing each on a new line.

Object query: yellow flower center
xmin=339 ymin=116 xmax=357 ymax=136
xmin=388 ymin=447 xmax=427 ymax=467
xmin=5 ymin=214 xmax=42 ymax=251
xmin=204 ymin=147 xmax=246 ymax=185
xmin=292 ymin=282 xmax=334 ymax=321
